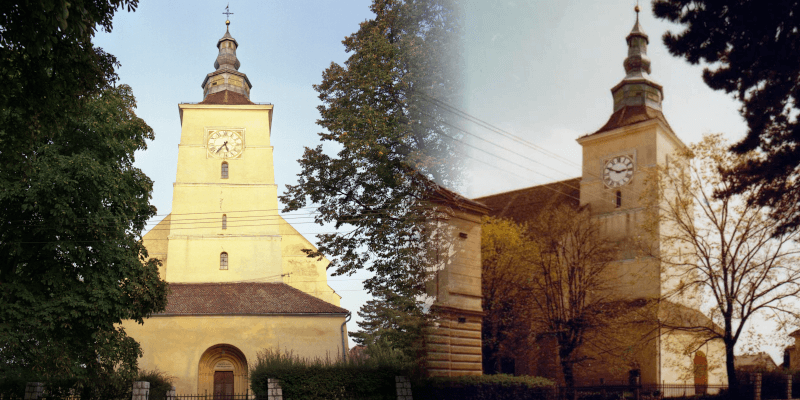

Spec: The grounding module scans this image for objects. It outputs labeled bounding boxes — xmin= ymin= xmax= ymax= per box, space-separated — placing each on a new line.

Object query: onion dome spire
xmin=201 ymin=20 xmax=253 ymax=101
xmin=610 ymin=6 xmax=663 ymax=112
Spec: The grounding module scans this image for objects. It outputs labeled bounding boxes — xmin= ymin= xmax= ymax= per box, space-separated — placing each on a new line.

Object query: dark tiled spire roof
xmin=199 ymin=90 xmax=253 ymax=105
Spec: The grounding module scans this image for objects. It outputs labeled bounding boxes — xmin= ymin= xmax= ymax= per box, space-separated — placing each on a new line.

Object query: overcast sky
xmin=95 ymin=0 xmax=784 ymax=361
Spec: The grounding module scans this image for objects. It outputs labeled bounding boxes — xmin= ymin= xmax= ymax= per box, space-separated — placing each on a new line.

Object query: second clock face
xmin=603 ymin=155 xmax=634 ymax=187
xmin=207 ymin=130 xmax=244 ymax=159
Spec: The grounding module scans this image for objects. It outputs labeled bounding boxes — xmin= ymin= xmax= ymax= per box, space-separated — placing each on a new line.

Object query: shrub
xmin=250 ymin=348 xmax=411 ymax=400
xmin=136 ymin=369 xmax=175 ymax=400
xmin=412 ymin=374 xmax=556 ymax=400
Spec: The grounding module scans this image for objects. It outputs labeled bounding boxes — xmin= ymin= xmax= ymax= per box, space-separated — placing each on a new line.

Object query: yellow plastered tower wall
xmin=474 ymin=8 xmax=727 ymax=387
xmin=123 ymin=21 xmax=348 ymax=395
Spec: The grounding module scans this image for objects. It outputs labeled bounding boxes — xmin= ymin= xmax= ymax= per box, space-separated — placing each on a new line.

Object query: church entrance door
xmin=214 ymin=371 xmax=234 ymax=399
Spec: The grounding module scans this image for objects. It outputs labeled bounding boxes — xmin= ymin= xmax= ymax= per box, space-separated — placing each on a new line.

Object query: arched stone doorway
xmin=198 ymin=344 xmax=248 ymax=397
xmin=693 ymin=351 xmax=708 ymax=394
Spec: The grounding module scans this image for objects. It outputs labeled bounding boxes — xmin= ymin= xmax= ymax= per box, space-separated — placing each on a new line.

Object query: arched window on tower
xmin=221 ymin=162 xmax=229 ymax=179
xmin=222 ymin=214 xmax=227 ymax=230
xmin=220 ymin=252 xmax=228 ymax=270
xmin=616 ymin=190 xmax=622 ymax=208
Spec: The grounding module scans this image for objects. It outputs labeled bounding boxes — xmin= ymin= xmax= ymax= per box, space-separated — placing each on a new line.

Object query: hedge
xmin=249 ymin=349 xmax=411 ymax=400
xmin=412 ymin=374 xmax=555 ymax=400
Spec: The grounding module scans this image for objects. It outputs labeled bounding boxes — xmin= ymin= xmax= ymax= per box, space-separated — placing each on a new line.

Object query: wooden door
xmin=214 ymin=371 xmax=234 ymax=399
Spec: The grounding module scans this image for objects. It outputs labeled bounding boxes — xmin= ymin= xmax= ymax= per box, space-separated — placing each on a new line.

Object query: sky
xmin=93 ymin=0 xmax=784 ymax=362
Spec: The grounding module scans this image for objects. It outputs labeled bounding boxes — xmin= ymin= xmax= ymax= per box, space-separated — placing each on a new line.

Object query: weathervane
xmin=223 ymin=4 xmax=234 ymax=22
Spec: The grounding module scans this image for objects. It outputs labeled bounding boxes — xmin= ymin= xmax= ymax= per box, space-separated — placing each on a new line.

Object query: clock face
xmin=207 ymin=130 xmax=244 ymax=159
xmin=603 ymin=155 xmax=634 ymax=188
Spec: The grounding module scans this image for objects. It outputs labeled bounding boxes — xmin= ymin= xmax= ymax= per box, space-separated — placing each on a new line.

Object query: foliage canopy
xmin=280 ymin=0 xmax=463 ymax=357
xmin=0 ymin=0 xmax=167 ymax=389
xmin=653 ymin=0 xmax=800 ymax=235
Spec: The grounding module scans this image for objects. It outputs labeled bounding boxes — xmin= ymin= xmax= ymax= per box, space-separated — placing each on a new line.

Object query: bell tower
xmin=164 ymin=21 xmax=281 ymax=283
xmin=576 ymin=7 xmax=687 ymax=300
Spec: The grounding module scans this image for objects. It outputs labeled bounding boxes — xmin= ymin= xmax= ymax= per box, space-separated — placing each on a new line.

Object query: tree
xmin=481 ymin=216 xmax=535 ymax=375
xmin=0 ymin=0 xmax=168 ymax=389
xmin=350 ymin=289 xmax=427 ymax=363
xmin=526 ymin=205 xmax=617 ymax=388
xmin=653 ymin=0 xmax=800 ymax=235
xmin=645 ymin=134 xmax=800 ymax=391
xmin=280 ymin=0 xmax=463 ymax=357
xmin=480 ymin=208 xmax=619 ymax=386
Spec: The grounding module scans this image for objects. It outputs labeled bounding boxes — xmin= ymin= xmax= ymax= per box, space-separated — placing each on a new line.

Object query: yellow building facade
xmin=475 ymin=10 xmax=727 ymax=387
xmin=122 ymin=22 xmax=348 ymax=395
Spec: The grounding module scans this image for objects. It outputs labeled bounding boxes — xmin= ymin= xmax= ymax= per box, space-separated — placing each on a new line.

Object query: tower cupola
xmin=201 ymin=20 xmax=253 ymax=101
xmin=610 ymin=6 xmax=663 ymax=112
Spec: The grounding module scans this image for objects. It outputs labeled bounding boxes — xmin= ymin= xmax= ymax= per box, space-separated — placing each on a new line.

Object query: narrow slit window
xmin=221 ymin=162 xmax=229 ymax=179
xmin=220 ymin=252 xmax=228 ymax=270
xmin=616 ymin=191 xmax=622 ymax=208
xmin=222 ymin=214 xmax=227 ymax=230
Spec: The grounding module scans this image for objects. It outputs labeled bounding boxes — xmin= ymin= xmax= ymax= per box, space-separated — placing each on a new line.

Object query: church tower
xmin=166 ymin=19 xmax=282 ymax=284
xmin=576 ymin=6 xmax=687 ymax=300
xmin=126 ymin=21 xmax=349 ymax=395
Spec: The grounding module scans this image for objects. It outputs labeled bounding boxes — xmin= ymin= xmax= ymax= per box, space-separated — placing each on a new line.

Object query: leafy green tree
xmin=481 ymin=216 xmax=535 ymax=375
xmin=653 ymin=0 xmax=800 ymax=235
xmin=0 ymin=0 xmax=168 ymax=391
xmin=350 ymin=290 xmax=427 ymax=364
xmin=280 ymin=0 xmax=463 ymax=358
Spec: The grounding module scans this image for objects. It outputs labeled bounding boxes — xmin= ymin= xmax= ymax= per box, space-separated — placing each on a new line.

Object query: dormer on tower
xmin=200 ymin=20 xmax=253 ymax=102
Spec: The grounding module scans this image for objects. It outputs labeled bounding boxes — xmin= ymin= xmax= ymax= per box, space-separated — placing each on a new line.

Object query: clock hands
xmin=215 ymin=141 xmax=229 ymax=154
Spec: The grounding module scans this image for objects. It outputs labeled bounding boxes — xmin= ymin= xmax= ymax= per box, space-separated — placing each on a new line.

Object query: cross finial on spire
xmin=223 ymin=4 xmax=234 ymax=25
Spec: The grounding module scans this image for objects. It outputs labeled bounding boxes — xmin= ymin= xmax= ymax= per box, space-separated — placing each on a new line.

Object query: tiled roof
xmin=592 ymin=105 xmax=672 ymax=135
xmin=735 ymin=353 xmax=778 ymax=370
xmin=199 ymin=90 xmax=254 ymax=105
xmin=473 ymin=178 xmax=581 ymax=225
xmin=158 ymin=282 xmax=348 ymax=315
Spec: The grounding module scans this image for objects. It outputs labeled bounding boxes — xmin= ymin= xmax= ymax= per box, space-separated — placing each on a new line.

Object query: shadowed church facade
xmin=475 ymin=10 xmax=727 ymax=386
xmin=122 ymin=21 xmax=349 ymax=395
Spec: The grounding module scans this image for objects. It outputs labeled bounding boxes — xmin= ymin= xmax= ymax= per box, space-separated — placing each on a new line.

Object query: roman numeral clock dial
xmin=603 ymin=155 xmax=634 ymax=188
xmin=207 ymin=130 xmax=244 ymax=159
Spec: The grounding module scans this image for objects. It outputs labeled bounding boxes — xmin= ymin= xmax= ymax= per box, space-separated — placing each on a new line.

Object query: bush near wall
xmin=136 ymin=369 xmax=175 ymax=400
xmin=250 ymin=349 xmax=411 ymax=400
xmin=412 ymin=374 xmax=555 ymax=400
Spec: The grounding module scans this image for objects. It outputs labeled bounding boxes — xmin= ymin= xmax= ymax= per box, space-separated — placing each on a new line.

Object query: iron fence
xmin=173 ymin=394 xmax=266 ymax=400
xmin=553 ymin=383 xmax=730 ymax=400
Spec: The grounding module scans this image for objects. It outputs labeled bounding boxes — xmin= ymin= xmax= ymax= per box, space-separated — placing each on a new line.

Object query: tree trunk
xmin=725 ymin=340 xmax=739 ymax=397
xmin=561 ymin=356 xmax=575 ymax=389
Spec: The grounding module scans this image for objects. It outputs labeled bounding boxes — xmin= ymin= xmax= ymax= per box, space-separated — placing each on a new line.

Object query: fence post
xmin=634 ymin=376 xmax=641 ymax=400
xmin=753 ymin=373 xmax=762 ymax=400
xmin=132 ymin=381 xmax=150 ymax=400
xmin=396 ymin=376 xmax=413 ymax=400
xmin=787 ymin=374 xmax=792 ymax=400
xmin=23 ymin=382 xmax=43 ymax=400
xmin=166 ymin=385 xmax=176 ymax=400
xmin=267 ymin=378 xmax=283 ymax=400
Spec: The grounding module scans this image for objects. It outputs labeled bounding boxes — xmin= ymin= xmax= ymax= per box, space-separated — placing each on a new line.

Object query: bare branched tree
xmin=526 ymin=205 xmax=618 ymax=388
xmin=645 ymin=134 xmax=800 ymax=390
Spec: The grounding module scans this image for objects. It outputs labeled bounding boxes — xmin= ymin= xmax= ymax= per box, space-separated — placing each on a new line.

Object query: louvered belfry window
xmin=220 ymin=252 xmax=228 ymax=270
xmin=221 ymin=162 xmax=229 ymax=179
xmin=222 ymin=214 xmax=227 ymax=230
